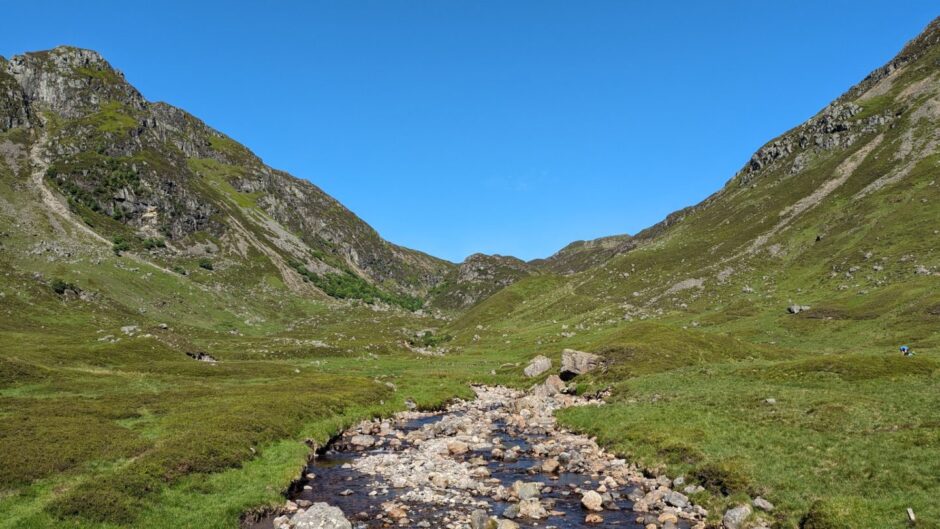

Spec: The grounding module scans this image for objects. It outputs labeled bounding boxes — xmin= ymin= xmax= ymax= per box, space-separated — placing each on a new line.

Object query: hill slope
xmin=444 ymin=17 xmax=940 ymax=529
xmin=1 ymin=46 xmax=452 ymax=308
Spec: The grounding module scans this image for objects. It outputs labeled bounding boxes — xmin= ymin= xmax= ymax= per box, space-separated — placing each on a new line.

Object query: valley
xmin=2 ymin=15 xmax=940 ymax=529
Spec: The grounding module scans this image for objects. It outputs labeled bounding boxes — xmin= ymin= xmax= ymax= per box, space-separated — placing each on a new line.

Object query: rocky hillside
xmin=0 ymin=46 xmax=452 ymax=307
xmin=428 ymin=253 xmax=536 ymax=309
xmin=449 ymin=16 xmax=940 ymax=350
xmin=529 ymin=233 xmax=634 ymax=274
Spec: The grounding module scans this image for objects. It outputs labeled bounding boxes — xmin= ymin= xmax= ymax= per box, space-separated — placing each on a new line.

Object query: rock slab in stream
xmin=289 ymin=503 xmax=352 ymax=529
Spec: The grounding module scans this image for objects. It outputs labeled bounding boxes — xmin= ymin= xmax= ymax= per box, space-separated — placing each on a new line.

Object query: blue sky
xmin=2 ymin=2 xmax=937 ymax=262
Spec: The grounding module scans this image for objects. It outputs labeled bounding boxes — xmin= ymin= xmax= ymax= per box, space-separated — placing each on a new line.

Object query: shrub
xmin=50 ymin=278 xmax=77 ymax=295
xmin=410 ymin=331 xmax=453 ymax=348
xmin=197 ymin=258 xmax=214 ymax=271
xmin=692 ymin=460 xmax=751 ymax=496
xmin=111 ymin=235 xmax=130 ymax=255
xmin=142 ymin=237 xmax=166 ymax=250
xmin=288 ymin=260 xmax=423 ymax=311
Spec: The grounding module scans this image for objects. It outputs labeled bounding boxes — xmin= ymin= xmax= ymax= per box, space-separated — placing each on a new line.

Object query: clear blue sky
xmin=2 ymin=2 xmax=936 ymax=262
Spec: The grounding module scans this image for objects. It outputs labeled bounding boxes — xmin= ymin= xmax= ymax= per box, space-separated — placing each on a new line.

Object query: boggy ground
xmin=258 ymin=384 xmax=723 ymax=529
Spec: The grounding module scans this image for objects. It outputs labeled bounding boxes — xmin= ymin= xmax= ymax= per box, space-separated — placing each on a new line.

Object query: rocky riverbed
xmin=247 ymin=375 xmax=710 ymax=529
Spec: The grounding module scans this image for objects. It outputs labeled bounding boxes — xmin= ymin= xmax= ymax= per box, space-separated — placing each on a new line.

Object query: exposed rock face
xmin=560 ymin=349 xmax=604 ymax=379
xmin=523 ymin=355 xmax=552 ymax=377
xmin=430 ymin=253 xmax=535 ymax=309
xmin=288 ymin=503 xmax=352 ymax=529
xmin=0 ymin=46 xmax=452 ymax=299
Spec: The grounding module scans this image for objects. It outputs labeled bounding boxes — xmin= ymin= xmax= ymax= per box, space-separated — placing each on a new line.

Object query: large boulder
xmin=523 ymin=355 xmax=552 ymax=377
xmin=531 ymin=374 xmax=566 ymax=397
xmin=290 ymin=503 xmax=352 ymax=529
xmin=561 ymin=349 xmax=603 ymax=380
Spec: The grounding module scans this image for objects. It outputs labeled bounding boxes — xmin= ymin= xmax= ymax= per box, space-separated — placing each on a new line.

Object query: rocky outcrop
xmin=560 ymin=349 xmax=604 ymax=379
xmin=0 ymin=46 xmax=453 ymax=298
xmin=429 ymin=253 xmax=534 ymax=309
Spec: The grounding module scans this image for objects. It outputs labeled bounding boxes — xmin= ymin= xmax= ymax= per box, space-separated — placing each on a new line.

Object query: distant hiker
xmin=900 ymin=345 xmax=913 ymax=357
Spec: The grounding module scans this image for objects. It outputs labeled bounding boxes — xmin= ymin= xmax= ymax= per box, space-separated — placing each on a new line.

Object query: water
xmin=245 ymin=411 xmax=684 ymax=528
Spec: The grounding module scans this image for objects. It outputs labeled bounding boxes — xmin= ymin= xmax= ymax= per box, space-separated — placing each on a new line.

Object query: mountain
xmin=0 ymin=46 xmax=452 ymax=308
xmin=451 ymin=17 xmax=940 ymax=341
xmin=428 ymin=253 xmax=536 ymax=309
xmin=3 ymin=17 xmax=940 ymax=529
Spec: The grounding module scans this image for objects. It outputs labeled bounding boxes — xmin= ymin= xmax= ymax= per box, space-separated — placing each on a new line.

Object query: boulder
xmin=581 ymin=490 xmax=604 ymax=511
xmin=289 ymin=503 xmax=352 ymax=529
xmin=722 ymin=504 xmax=752 ymax=529
xmin=518 ymin=498 xmax=547 ymax=519
xmin=469 ymin=509 xmax=496 ymax=529
xmin=561 ymin=349 xmax=603 ymax=379
xmin=663 ymin=490 xmax=689 ymax=508
xmin=447 ymin=440 xmax=470 ymax=455
xmin=496 ymin=520 xmax=520 ymax=529
xmin=348 ymin=434 xmax=375 ymax=448
xmin=524 ymin=355 xmax=552 ymax=377
xmin=512 ymin=480 xmax=541 ymax=500
xmin=531 ymin=374 xmax=566 ymax=397
xmin=541 ymin=457 xmax=560 ymax=473
xmin=787 ymin=305 xmax=810 ymax=314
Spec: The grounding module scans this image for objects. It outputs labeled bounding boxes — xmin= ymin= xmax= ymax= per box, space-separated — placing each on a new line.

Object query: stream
xmin=247 ymin=385 xmax=707 ymax=529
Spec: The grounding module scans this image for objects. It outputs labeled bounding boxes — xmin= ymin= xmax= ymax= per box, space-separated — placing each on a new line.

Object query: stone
xmin=753 ymin=496 xmax=775 ymax=511
xmin=561 ymin=349 xmax=604 ymax=379
xmin=722 ymin=504 xmax=752 ymax=529
xmin=787 ymin=304 xmax=810 ymax=314
xmin=512 ymin=480 xmax=541 ymax=500
xmin=289 ymin=502 xmax=352 ymax=529
xmin=585 ymin=513 xmax=604 ymax=524
xmin=658 ymin=512 xmax=678 ymax=524
xmin=470 ymin=509 xmax=496 ymax=529
xmin=447 ymin=440 xmax=470 ymax=455
xmin=581 ymin=490 xmax=604 ymax=511
xmin=349 ymin=434 xmax=375 ymax=448
xmin=502 ymin=503 xmax=520 ymax=519
xmin=496 ymin=520 xmax=520 ymax=529
xmin=541 ymin=457 xmax=560 ymax=473
xmin=518 ymin=498 xmax=547 ymax=519
xmin=663 ymin=490 xmax=689 ymax=508
xmin=532 ymin=374 xmax=566 ymax=397
xmin=524 ymin=355 xmax=552 ymax=377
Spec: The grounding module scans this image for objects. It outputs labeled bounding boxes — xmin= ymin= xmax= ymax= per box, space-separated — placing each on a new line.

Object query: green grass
xmin=556 ymin=350 xmax=940 ymax=529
